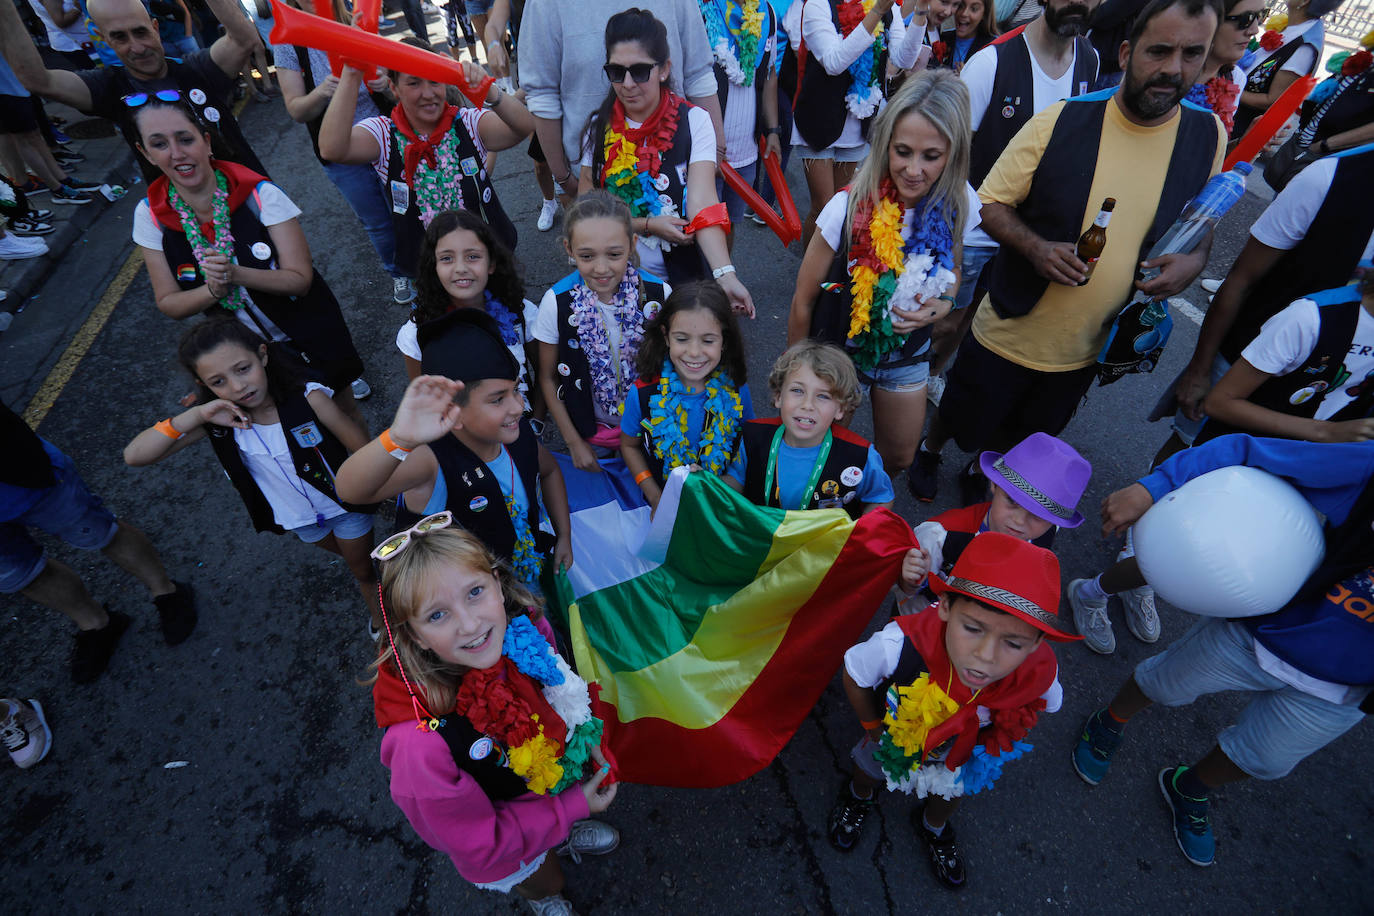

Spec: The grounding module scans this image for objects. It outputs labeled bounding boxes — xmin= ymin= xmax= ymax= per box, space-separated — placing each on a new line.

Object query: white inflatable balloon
xmin=1134 ymin=466 xmax=1325 ymax=618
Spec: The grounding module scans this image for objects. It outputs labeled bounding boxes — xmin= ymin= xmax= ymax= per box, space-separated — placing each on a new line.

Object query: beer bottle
xmin=1076 ymin=198 xmax=1115 ymax=284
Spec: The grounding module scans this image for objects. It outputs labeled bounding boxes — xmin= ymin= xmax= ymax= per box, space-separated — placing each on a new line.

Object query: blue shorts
xmin=0 ymin=449 xmax=119 ymax=594
xmin=954 ymin=245 xmax=998 ymax=310
xmin=289 ymin=511 xmax=374 ymax=544
xmin=464 ymin=0 xmax=494 ymax=13
xmin=856 ymin=344 xmax=931 ymax=394
xmin=1134 ymin=618 xmax=1366 ymax=780
xmin=795 ymin=142 xmax=868 ymax=163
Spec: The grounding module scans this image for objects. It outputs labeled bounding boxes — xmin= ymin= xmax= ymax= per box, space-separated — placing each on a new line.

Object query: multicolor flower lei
xmin=456 ymin=615 xmax=603 ymax=795
xmin=1253 ymin=12 xmax=1286 ymax=52
xmin=1184 ymin=75 xmax=1240 ymax=134
xmin=601 ymin=94 xmax=684 ymax=251
xmin=483 ymin=290 xmax=523 ymax=348
xmin=870 ymin=672 xmax=1027 ymax=797
xmin=1307 ymin=31 xmax=1374 ymax=107
xmin=643 ymin=361 xmax=743 ymax=476
xmin=168 ymin=170 xmax=247 ymax=311
xmin=837 ymin=0 xmax=886 ymax=119
xmin=395 ymin=126 xmax=466 ymax=227
xmin=845 ymin=180 xmax=957 ymax=371
xmin=501 ymin=475 xmax=543 ymax=588
xmin=700 ymin=0 xmax=766 ymax=87
xmin=570 ymin=265 xmax=645 ymax=420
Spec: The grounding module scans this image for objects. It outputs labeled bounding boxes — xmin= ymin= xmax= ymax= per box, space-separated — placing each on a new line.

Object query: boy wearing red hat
xmin=827 ymin=532 xmax=1083 ymax=889
xmin=897 ymin=432 xmax=1091 ymax=608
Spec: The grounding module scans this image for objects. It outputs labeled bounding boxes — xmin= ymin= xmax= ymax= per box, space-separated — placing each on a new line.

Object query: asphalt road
xmin=3 ymin=96 xmax=1371 ymax=915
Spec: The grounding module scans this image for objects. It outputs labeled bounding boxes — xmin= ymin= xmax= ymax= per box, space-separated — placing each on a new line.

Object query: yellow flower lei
xmin=846 ymin=194 xmax=907 ymax=340
xmin=883 ymin=672 xmax=961 ymax=759
xmin=508 ymin=725 xmax=565 ymax=795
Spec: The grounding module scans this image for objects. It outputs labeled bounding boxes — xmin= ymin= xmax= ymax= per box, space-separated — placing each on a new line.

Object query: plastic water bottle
xmin=1138 ymin=161 xmax=1253 ymax=284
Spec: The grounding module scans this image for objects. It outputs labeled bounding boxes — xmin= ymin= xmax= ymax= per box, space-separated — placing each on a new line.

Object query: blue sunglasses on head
xmin=121 ymin=89 xmax=184 ymax=108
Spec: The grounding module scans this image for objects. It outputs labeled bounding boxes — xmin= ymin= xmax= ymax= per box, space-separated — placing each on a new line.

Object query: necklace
xmin=248 ymin=423 xmax=325 ymax=527
xmin=836 ymin=0 xmax=886 ymax=119
xmin=700 ymin=0 xmax=766 ymax=87
xmin=497 ymin=446 xmax=542 ymax=587
xmin=763 ymin=426 xmax=832 ymax=510
xmin=394 ymin=120 xmax=467 ymax=227
xmin=600 ymin=91 xmax=684 ymax=232
xmin=168 ymin=169 xmax=247 ymax=311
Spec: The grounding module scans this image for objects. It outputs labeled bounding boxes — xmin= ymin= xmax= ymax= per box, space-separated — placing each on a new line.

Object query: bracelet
xmin=711 ymin=264 xmax=737 ymax=280
xmin=155 ymin=418 xmax=183 ymax=440
xmin=937 ymin=294 xmax=958 ymax=306
xmin=634 ymin=469 xmax=653 ymax=485
xmin=484 ymin=92 xmax=502 ymax=110
xmin=859 ymin=718 xmax=884 ymax=731
xmin=379 ymin=428 xmax=412 ymax=461
xmin=763 ymin=125 xmax=781 ymax=136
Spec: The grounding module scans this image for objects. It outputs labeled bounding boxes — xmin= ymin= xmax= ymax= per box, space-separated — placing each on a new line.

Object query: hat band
xmin=993 ymin=457 xmax=1074 ymax=521
xmin=946 ymin=576 xmax=1061 ymax=630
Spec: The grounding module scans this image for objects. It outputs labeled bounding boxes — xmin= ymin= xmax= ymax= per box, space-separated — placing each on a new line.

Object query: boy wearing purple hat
xmin=898 ymin=432 xmax=1092 ymax=605
xmin=827 ymin=532 xmax=1082 ymax=889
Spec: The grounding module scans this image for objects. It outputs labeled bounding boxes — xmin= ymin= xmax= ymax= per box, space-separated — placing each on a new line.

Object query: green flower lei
xmin=168 ymin=170 xmax=247 ymax=311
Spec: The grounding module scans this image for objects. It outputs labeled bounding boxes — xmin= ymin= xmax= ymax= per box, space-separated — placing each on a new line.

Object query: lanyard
xmin=249 ymin=425 xmax=325 ymax=526
xmin=763 ymin=426 xmax=831 ymax=510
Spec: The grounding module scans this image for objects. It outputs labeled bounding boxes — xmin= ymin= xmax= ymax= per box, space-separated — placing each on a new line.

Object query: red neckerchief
xmin=146 ymin=159 xmax=265 ymax=241
xmin=605 ymin=89 xmax=683 ymax=182
xmin=896 ymin=606 xmax=1057 ymax=769
xmin=392 ymin=102 xmax=461 ymax=187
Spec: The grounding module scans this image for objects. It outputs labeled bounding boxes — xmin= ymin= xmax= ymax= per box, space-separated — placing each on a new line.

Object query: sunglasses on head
xmin=603 ymin=62 xmax=657 ymax=85
xmin=1224 ymin=8 xmax=1265 ymax=28
xmin=122 ymin=89 xmax=185 ymax=108
xmin=371 ymin=511 xmax=455 ymax=562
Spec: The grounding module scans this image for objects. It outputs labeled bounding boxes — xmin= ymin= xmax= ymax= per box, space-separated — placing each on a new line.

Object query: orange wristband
xmin=634 ymin=470 xmax=653 ymax=485
xmin=379 ymin=428 xmax=411 ymax=460
xmin=155 ymin=418 xmax=183 ymax=440
xmin=860 ymin=718 xmax=884 ymax=731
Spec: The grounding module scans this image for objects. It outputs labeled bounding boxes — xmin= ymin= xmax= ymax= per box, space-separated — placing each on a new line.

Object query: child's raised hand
xmin=899 ymin=546 xmax=931 ymax=592
xmin=580 ymin=760 xmax=618 ymax=814
xmin=198 ymin=399 xmax=252 ymax=429
xmin=391 ymin=375 xmax=465 ymax=448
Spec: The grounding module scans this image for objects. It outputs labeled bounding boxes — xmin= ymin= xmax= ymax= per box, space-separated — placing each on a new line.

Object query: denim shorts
xmin=1134 ymin=618 xmax=1367 ymax=780
xmin=289 ymin=510 xmax=374 ymax=544
xmin=472 ymin=851 xmax=546 ymax=893
xmin=855 ymin=344 xmax=931 ymax=394
xmin=954 ymin=245 xmax=998 ymax=310
xmin=0 ymin=449 xmax=119 ymax=594
xmin=795 ymin=142 xmax=868 ymax=163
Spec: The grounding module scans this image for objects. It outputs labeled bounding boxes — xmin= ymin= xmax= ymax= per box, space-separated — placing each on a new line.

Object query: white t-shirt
xmin=580 ymin=105 xmax=717 ymax=279
xmin=1240 ymin=296 xmax=1374 ymax=421
xmin=721 ymin=34 xmax=777 ymax=168
xmin=133 ymin=182 xmax=302 ymax=343
xmin=233 ymin=383 xmax=347 ymax=530
xmin=26 ymin=0 xmax=88 ymax=53
xmin=1249 ymin=157 xmax=1374 ymax=266
xmin=817 ymin=188 xmax=923 ymax=251
xmin=358 ymin=108 xmax=489 ymax=185
xmin=961 ymin=33 xmax=1096 ymax=132
xmin=395 ymin=299 xmax=540 ymax=394
xmin=1241 ymin=19 xmax=1323 ymax=84
xmin=843 ymin=619 xmax=1064 ymax=727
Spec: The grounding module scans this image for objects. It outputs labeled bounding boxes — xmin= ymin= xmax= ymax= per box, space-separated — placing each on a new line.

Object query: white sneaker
xmin=1068 ymin=578 xmax=1116 ymax=655
xmin=555 ymin=818 xmax=619 ymax=864
xmin=526 ymin=895 xmax=576 ymax=916
xmin=926 ymin=373 xmax=946 ymax=406
xmin=537 ymin=198 xmax=559 ymax=232
xmin=1200 ymin=278 xmax=1223 ymax=293
xmin=2 ymin=698 xmax=52 ymax=769
xmin=392 ymin=277 xmax=416 ymax=305
xmin=1122 ymin=585 xmax=1160 ymax=643
xmin=0 ymin=233 xmax=48 ymax=259
xmin=350 ymin=377 xmax=372 ymax=400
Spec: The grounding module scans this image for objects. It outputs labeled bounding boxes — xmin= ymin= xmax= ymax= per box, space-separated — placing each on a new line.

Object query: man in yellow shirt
xmin=910 ymin=0 xmax=1226 ymax=505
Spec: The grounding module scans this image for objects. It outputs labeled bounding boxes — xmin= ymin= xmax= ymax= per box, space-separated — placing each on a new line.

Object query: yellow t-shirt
xmin=973 ymin=98 xmax=1226 ymax=372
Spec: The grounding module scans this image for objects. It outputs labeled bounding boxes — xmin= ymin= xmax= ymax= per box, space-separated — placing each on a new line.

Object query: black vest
xmin=792 ymin=1 xmax=892 ymax=150
xmin=985 ymin=90 xmax=1218 ymax=320
xmin=550 ymin=271 xmax=668 ymax=440
xmin=738 ymin=417 xmax=872 ymax=519
xmin=1199 ymin=287 xmax=1368 ymax=445
xmin=713 ymin=2 xmax=777 ymax=141
xmin=386 ymin=116 xmax=518 ymax=277
xmin=205 ymin=386 xmax=377 ymax=534
xmin=969 ymin=29 xmax=1097 ymax=188
xmin=1221 ymin=146 xmax=1374 ymax=362
xmin=433 ymin=709 xmax=534 ymax=801
xmin=1233 ymin=32 xmax=1319 ymax=137
xmin=631 ymin=376 xmax=746 ymax=485
xmin=157 ymin=185 xmax=364 ymax=386
xmin=592 ymin=97 xmax=708 ymax=286
xmin=397 ymin=421 xmax=553 ymax=565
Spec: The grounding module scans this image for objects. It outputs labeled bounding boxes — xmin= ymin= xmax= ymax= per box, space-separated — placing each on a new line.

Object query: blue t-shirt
xmin=621 ymin=381 xmax=755 ymax=458
xmin=726 ymin=436 xmax=894 ymax=509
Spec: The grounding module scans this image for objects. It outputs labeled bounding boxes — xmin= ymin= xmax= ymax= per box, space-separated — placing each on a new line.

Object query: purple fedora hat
xmin=978 ymin=432 xmax=1091 ymax=529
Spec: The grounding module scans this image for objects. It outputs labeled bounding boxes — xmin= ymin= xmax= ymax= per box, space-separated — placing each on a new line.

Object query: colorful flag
xmin=551 ymin=458 xmax=916 ymax=787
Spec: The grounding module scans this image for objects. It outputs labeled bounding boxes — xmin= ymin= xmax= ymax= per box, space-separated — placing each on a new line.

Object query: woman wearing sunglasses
xmin=1186 ymin=0 xmax=1263 ymax=136
xmin=579 ymin=8 xmax=754 ymax=318
xmin=130 ymin=93 xmax=370 ymax=430
xmin=318 ymin=39 xmax=534 ymax=282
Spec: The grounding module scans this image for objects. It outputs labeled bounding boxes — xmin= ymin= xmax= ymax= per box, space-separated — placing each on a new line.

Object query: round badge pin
xmin=644 ymin=300 xmax=662 ymax=320
xmin=653 ymin=172 xmax=671 ymax=191
xmin=482 ymin=187 xmax=493 ymax=203
xmin=840 ymin=466 xmax=863 ymax=487
xmin=203 ymin=106 xmax=220 ymax=123
xmin=469 ymin=495 xmax=489 ymax=512
xmin=1289 ymin=386 xmax=1318 ymax=405
xmin=658 ymin=193 xmax=674 ymax=211
xmin=557 ymin=362 xmax=570 ymax=376
xmin=1001 ymin=104 xmax=1015 ymax=119
xmin=189 ymin=88 xmax=206 ymax=105
xmin=569 ymin=339 xmax=581 ymax=349
xmin=469 ymin=737 xmax=493 ymax=760
xmin=843 ymin=490 xmax=858 ymax=504
xmin=250 ymin=241 xmax=272 ymax=261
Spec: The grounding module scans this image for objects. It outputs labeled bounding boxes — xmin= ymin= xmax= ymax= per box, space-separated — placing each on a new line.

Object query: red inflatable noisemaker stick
xmin=269 ymin=0 xmax=493 ymax=106
xmin=1223 ymin=74 xmax=1317 ymax=171
xmin=352 ymin=0 xmax=380 ymax=34
xmin=718 ymin=137 xmax=802 ymax=246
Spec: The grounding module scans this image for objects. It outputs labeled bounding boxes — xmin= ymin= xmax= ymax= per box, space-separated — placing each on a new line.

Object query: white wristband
xmin=711 ymin=264 xmax=737 ymax=279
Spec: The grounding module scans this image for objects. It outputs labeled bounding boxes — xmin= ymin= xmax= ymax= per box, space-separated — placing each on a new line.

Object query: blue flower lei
xmin=956 ymin=741 xmax=1032 ymax=795
xmin=906 ymin=197 xmax=956 ymax=274
xmin=502 ymin=614 xmax=564 ymax=685
xmin=570 ymin=265 xmax=646 ymax=420
xmin=484 ymin=290 xmax=523 ymax=348
xmin=841 ymin=0 xmax=886 ymax=118
xmin=643 ymin=360 xmax=744 ymax=476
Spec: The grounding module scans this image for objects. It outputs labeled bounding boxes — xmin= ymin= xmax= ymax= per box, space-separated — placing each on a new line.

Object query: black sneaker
xmin=8 ymin=216 xmax=54 ymax=236
xmin=958 ymin=460 xmax=989 ymax=508
xmin=827 ymin=782 xmax=876 ymax=851
xmin=71 ymin=609 xmax=131 ymax=683
xmin=50 ymin=186 xmax=91 ymax=205
xmin=62 ymin=177 xmax=101 ymax=192
xmin=53 ymin=148 xmax=85 ymax=165
xmin=27 ymin=208 xmax=53 ymax=221
xmin=155 ymin=581 xmax=197 ymax=645
xmin=907 ymin=446 xmax=942 ymax=503
xmin=914 ymin=809 xmax=966 ymax=890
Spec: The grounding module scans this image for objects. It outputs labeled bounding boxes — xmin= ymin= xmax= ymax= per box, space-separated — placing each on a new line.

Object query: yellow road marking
xmin=23 ymin=248 xmax=144 ymax=429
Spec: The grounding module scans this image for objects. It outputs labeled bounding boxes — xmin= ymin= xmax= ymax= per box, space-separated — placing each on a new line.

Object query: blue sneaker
xmin=1158 ymin=766 xmax=1215 ymax=867
xmin=1071 ymin=708 xmax=1123 ymax=785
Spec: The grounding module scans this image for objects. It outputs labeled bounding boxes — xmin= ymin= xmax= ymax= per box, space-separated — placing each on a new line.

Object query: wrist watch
xmin=763 ymin=126 xmax=781 ymax=136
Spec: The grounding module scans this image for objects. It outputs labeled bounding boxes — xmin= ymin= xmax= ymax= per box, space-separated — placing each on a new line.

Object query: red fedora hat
xmin=930 ymin=531 xmax=1080 ymax=641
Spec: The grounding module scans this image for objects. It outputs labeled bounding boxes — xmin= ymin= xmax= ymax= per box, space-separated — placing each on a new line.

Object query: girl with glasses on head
xmin=579 ymin=7 xmax=755 ymax=318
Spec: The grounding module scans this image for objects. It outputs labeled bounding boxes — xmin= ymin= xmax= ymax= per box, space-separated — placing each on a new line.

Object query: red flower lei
xmin=848 ymin=177 xmax=901 ymax=275
xmin=600 ymin=90 xmax=683 ymax=187
xmin=931 ymin=40 xmax=949 ymax=63
xmin=457 ymin=656 xmax=568 ymax=754
xmin=1343 ymin=49 xmax=1372 ymax=77
xmin=1204 ymin=75 xmax=1239 ymax=134
xmin=836 ymin=0 xmax=867 ymax=35
xmin=1258 ymin=29 xmax=1283 ymax=51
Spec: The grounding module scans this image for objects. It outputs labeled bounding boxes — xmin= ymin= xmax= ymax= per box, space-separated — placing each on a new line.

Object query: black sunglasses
xmin=122 ymin=89 xmax=184 ymax=108
xmin=603 ymin=62 xmax=657 ymax=85
xmin=1224 ymin=8 xmax=1266 ymax=29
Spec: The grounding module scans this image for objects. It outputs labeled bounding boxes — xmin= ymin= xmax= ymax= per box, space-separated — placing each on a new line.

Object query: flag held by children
xmin=552 ymin=458 xmax=916 ymax=787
